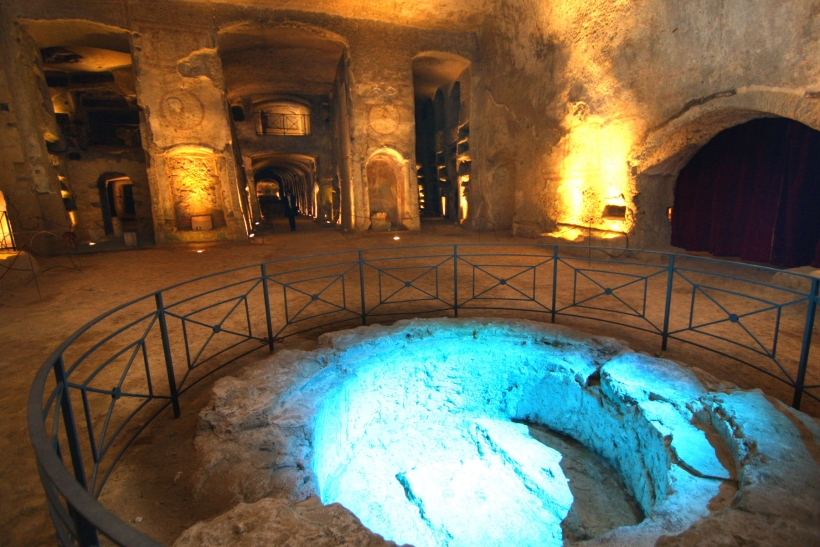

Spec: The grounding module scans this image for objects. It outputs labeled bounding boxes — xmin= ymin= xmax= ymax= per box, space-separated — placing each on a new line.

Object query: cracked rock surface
xmin=177 ymin=318 xmax=820 ymax=547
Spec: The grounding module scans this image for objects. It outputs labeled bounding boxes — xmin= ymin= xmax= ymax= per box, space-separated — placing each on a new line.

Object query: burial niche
xmin=366 ymin=153 xmax=404 ymax=231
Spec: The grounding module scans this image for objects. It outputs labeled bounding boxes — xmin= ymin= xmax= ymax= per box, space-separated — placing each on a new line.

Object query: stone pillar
xmin=241 ymin=155 xmax=261 ymax=225
xmin=131 ymin=22 xmax=247 ymax=243
xmin=0 ymin=13 xmax=71 ymax=251
xmin=346 ymin=39 xmax=420 ymax=232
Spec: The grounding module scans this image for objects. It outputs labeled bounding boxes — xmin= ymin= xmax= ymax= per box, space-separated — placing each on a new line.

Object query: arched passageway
xmin=219 ymin=23 xmax=350 ymax=231
xmin=671 ymin=118 xmax=820 ymax=268
xmin=252 ymin=156 xmax=317 ymax=230
xmin=96 ymin=173 xmax=141 ymax=238
xmin=412 ymin=53 xmax=471 ymax=223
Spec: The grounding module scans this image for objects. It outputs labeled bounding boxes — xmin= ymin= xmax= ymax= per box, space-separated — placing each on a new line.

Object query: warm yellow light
xmin=166 ymin=147 xmax=222 ymax=222
xmin=555 ymin=117 xmax=637 ymax=235
xmin=459 ymin=185 xmax=468 ymax=222
xmin=441 ymin=196 xmax=447 ymax=216
xmin=196 ymin=249 xmax=203 ymax=253
xmin=393 ymin=235 xmax=400 ymax=240
xmin=88 ymin=242 xmax=96 ymax=246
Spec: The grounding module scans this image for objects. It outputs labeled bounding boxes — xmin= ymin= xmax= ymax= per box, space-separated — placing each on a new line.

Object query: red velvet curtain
xmin=671 ymin=118 xmax=820 ymax=268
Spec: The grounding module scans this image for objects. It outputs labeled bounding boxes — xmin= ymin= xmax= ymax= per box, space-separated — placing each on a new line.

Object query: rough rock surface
xmin=181 ymin=318 xmax=820 ymax=547
xmin=174 ymin=496 xmax=407 ymax=547
xmin=770 ymin=266 xmax=820 ymax=293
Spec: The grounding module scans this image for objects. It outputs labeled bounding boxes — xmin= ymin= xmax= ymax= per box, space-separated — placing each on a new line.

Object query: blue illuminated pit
xmin=302 ymin=319 xmax=731 ymax=546
xmin=187 ymin=318 xmax=753 ymax=547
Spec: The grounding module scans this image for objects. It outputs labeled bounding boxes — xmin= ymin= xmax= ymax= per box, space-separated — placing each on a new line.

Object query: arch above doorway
xmin=628 ymin=90 xmax=820 ymax=251
xmin=633 ymin=89 xmax=820 ymax=177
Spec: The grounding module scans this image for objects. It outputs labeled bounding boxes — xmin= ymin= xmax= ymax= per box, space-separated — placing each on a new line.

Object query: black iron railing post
xmin=661 ymin=254 xmax=676 ymax=351
xmin=359 ymin=250 xmax=367 ymax=325
xmin=793 ymin=277 xmax=819 ymax=409
xmin=551 ymin=245 xmax=559 ymax=323
xmin=155 ymin=292 xmax=180 ymax=418
xmin=453 ymin=245 xmax=459 ymax=318
xmin=53 ymin=355 xmax=100 ymax=547
xmin=261 ymin=264 xmax=274 ymax=353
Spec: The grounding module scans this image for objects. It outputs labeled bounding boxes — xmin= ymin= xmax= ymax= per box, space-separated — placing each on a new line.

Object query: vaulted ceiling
xmin=181 ymin=0 xmax=493 ymax=32
xmin=219 ymin=26 xmax=345 ymax=98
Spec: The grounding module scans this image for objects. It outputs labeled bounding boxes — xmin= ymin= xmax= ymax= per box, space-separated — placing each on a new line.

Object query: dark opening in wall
xmin=602 ymin=205 xmax=626 ymax=219
xmin=412 ymin=53 xmax=471 ymax=223
xmin=672 ymin=117 xmax=820 ymax=268
xmin=46 ymin=71 xmax=116 ymax=86
xmin=231 ymin=105 xmax=245 ymax=122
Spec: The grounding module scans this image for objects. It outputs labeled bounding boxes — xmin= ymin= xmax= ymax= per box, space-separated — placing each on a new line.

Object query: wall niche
xmin=166 ymin=148 xmax=226 ymax=232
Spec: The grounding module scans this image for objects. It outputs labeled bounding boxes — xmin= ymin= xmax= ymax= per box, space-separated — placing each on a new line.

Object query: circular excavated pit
xmin=179 ymin=319 xmax=820 ymax=547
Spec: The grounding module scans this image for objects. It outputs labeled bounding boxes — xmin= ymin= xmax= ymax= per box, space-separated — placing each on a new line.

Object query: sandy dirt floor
xmin=2 ymin=216 xmax=817 ymax=546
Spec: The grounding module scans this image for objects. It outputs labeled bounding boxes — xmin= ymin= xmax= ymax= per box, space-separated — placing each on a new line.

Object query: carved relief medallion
xmin=368 ymin=105 xmax=400 ymax=135
xmin=160 ymin=90 xmax=205 ymax=130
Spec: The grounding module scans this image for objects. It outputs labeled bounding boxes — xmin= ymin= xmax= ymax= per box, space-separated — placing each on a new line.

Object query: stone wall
xmin=0 ymin=4 xmax=71 ymax=252
xmin=473 ymin=0 xmax=820 ymax=245
xmin=1 ymin=0 xmax=818 ymax=248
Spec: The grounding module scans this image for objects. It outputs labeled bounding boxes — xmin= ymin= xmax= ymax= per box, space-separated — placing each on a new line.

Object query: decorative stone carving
xmin=165 ymin=151 xmax=224 ymax=230
xmin=160 ymin=91 xmax=205 ymax=131
xmin=368 ymin=105 xmax=400 ymax=135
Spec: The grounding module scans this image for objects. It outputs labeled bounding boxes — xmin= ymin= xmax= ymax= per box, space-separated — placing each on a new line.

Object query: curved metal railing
xmin=28 ymin=244 xmax=820 ymax=546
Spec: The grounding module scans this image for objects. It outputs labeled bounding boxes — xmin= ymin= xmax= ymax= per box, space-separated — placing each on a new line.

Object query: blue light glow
xmin=308 ymin=320 xmax=727 ymax=546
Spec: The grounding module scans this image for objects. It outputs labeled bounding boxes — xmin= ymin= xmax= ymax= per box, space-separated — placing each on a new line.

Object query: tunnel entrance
xmin=671 ymin=117 xmax=820 ymax=268
xmin=218 ymin=24 xmax=350 ymax=231
xmin=412 ymin=53 xmax=471 ymax=223
xmin=96 ymin=173 xmax=139 ymax=238
xmin=252 ymin=156 xmax=317 ymax=231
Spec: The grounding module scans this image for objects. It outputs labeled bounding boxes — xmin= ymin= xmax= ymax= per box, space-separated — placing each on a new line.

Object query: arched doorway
xmin=412 ymin=52 xmax=471 ymax=223
xmin=218 ymin=23 xmax=351 ymax=229
xmin=366 ymin=154 xmax=404 ymax=231
xmin=97 ymin=173 xmax=131 ymax=236
xmin=251 ymin=155 xmax=317 ymax=231
xmin=671 ymin=118 xmax=820 ymax=267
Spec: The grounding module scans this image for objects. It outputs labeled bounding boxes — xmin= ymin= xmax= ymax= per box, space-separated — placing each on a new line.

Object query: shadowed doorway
xmin=671 ymin=118 xmax=820 ymax=268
